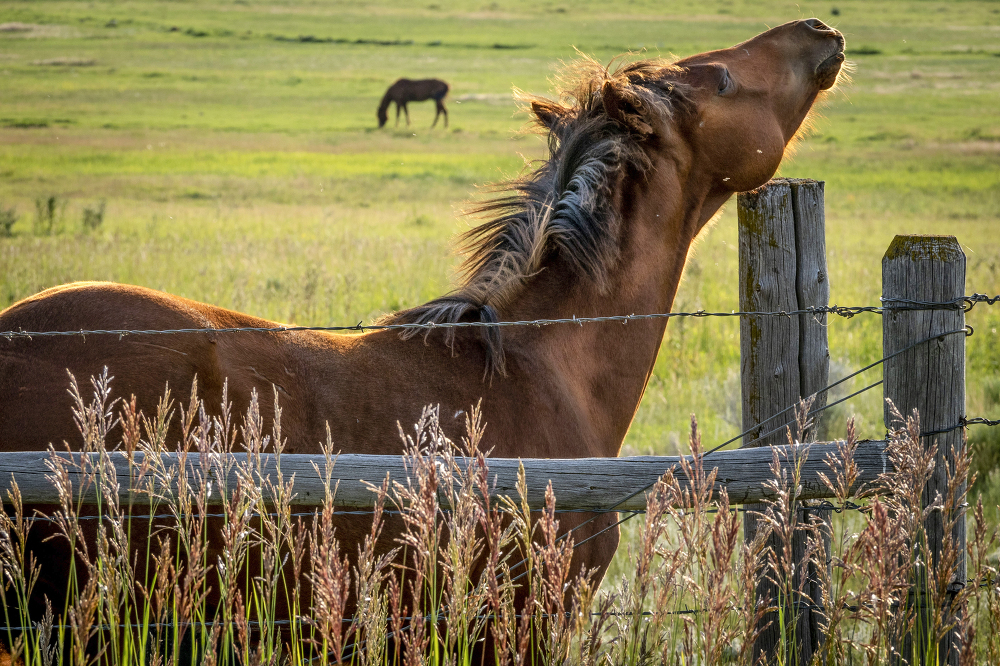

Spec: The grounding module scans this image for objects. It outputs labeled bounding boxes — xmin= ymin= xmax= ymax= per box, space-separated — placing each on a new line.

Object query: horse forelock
xmin=381 ymin=57 xmax=686 ymax=376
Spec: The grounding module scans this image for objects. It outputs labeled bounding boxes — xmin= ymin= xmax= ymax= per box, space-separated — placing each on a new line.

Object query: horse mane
xmin=381 ymin=56 xmax=687 ymax=377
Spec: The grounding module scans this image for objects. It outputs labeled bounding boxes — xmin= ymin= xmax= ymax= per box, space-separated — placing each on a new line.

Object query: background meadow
xmin=2 ymin=0 xmax=999 ymax=509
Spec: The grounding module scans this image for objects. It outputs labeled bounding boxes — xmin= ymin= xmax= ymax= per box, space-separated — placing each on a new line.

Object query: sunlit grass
xmin=3 ymin=384 xmax=996 ymax=664
xmin=1 ymin=0 xmax=999 ymax=504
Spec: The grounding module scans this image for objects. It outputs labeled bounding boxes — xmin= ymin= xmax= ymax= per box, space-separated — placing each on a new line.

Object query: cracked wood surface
xmin=0 ymin=439 xmax=888 ymax=510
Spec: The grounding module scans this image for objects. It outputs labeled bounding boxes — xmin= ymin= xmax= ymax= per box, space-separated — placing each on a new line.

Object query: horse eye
xmin=717 ymin=69 xmax=736 ymax=96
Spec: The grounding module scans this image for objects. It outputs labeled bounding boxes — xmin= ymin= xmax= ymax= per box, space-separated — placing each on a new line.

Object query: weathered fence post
xmin=882 ymin=235 xmax=966 ymax=665
xmin=738 ymin=178 xmax=830 ymax=664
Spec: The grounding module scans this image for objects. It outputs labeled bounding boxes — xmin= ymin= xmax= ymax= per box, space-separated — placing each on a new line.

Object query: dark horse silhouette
xmin=377 ymin=78 xmax=449 ymax=128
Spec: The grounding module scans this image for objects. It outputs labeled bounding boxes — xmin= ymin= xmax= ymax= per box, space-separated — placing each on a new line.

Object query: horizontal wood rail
xmin=0 ymin=439 xmax=888 ymax=511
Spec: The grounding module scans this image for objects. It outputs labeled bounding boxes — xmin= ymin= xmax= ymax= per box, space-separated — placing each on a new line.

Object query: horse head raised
xmin=529 ymin=18 xmax=844 ymax=219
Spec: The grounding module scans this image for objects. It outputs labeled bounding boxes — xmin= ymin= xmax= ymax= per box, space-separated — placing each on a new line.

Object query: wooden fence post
xmin=882 ymin=235 xmax=966 ymax=665
xmin=738 ymin=178 xmax=830 ymax=664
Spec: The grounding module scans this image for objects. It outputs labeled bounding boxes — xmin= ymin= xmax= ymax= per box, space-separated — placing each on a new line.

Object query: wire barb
xmin=962 ymin=292 xmax=1000 ymax=312
xmin=922 ymin=415 xmax=1000 ymax=437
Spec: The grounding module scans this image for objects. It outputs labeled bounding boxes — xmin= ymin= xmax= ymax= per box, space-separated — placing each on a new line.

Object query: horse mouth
xmin=815 ymin=50 xmax=845 ymax=90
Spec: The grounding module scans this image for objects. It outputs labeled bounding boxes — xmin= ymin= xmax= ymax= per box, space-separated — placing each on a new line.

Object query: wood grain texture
xmin=788 ymin=178 xmax=832 ymax=658
xmin=738 ymin=182 xmax=801 ymax=449
xmin=740 ymin=182 xmax=800 ymax=664
xmin=789 ymin=179 xmax=830 ymax=425
xmin=0 ymin=440 xmax=888 ymax=510
xmin=739 ymin=179 xmax=833 ymax=664
xmin=883 ymin=234 xmax=966 ymax=666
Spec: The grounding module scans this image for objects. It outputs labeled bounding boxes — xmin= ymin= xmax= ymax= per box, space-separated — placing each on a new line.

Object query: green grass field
xmin=2 ymin=0 xmax=999 ymax=507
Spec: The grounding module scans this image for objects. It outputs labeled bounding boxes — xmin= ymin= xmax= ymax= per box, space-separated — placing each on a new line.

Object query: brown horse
xmin=0 ymin=17 xmax=844 ymax=650
xmin=377 ymin=77 xmax=449 ymax=128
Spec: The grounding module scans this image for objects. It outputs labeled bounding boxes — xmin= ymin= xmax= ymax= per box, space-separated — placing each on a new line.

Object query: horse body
xmin=377 ymin=78 xmax=449 ymax=128
xmin=0 ymin=280 xmax=653 ymax=462
xmin=0 ymin=17 xmax=844 ymax=647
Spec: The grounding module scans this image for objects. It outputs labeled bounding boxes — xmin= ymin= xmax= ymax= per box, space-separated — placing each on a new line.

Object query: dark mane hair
xmin=381 ymin=57 xmax=687 ymax=376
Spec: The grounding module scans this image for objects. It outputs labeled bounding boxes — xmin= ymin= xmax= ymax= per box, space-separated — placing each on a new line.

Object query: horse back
xmin=0 ymin=282 xmax=603 ymax=458
xmin=0 ymin=282 xmax=308 ymax=451
xmin=390 ymin=78 xmax=449 ymax=102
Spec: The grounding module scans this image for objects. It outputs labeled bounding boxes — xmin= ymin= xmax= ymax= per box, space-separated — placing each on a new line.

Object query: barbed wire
xmin=960 ymin=293 xmax=1000 ymax=311
xmin=1 ymin=295 xmax=997 ymax=340
xmin=923 ymin=416 xmax=1000 ymax=437
xmin=881 ymin=293 xmax=1000 ymax=313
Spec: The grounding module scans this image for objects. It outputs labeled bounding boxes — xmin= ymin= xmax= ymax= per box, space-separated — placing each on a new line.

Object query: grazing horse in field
xmin=377 ymin=77 xmax=449 ymax=128
xmin=0 ymin=18 xmax=844 ymax=656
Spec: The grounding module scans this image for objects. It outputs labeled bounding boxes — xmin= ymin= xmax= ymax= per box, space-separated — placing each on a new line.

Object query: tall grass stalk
xmin=0 ymin=379 xmax=997 ymax=665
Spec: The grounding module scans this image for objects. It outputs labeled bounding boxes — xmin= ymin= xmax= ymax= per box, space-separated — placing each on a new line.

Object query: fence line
xmin=3 ymin=281 xmax=994 ymax=571
xmin=1 ymin=294 xmax=997 ymax=340
xmin=4 ymin=321 xmax=995 ymax=541
xmin=3 ymin=329 xmax=995 ymax=515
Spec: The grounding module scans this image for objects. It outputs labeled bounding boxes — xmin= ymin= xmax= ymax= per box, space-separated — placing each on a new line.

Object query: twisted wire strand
xmin=0 ymin=305 xmax=877 ymax=339
xmin=2 ymin=295 xmax=997 ymax=340
xmin=923 ymin=416 xmax=1000 ymax=437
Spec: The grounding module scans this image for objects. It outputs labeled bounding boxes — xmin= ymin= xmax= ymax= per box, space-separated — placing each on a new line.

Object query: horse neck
xmin=377 ymin=90 xmax=394 ymax=113
xmin=504 ymin=158 xmax=709 ymax=453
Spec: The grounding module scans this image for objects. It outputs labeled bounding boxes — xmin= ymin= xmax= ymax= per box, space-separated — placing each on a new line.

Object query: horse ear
xmin=602 ymin=81 xmax=653 ymax=136
xmin=530 ymin=100 xmax=568 ymax=131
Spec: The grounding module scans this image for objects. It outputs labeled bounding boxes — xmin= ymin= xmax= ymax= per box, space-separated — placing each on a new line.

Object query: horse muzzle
xmin=801 ymin=18 xmax=846 ymax=90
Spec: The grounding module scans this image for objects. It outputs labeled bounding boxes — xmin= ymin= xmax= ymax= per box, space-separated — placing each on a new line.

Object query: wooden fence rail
xmin=0 ymin=439 xmax=888 ymax=511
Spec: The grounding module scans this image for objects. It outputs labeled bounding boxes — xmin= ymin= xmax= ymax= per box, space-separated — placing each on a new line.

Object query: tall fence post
xmin=738 ymin=178 xmax=830 ymax=664
xmin=882 ymin=235 xmax=966 ymax=665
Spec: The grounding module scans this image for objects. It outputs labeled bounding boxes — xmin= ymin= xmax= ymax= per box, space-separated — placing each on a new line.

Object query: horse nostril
xmin=804 ymin=18 xmax=832 ymax=32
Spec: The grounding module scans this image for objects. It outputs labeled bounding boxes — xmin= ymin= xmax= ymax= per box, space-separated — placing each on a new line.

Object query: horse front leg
xmin=432 ymin=100 xmax=447 ymax=128
xmin=394 ymin=102 xmax=402 ymax=127
xmin=402 ymin=102 xmax=410 ymax=126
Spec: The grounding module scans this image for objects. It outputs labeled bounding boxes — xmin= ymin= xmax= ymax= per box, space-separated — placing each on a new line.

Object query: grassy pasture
xmin=1 ymin=0 xmax=999 ymax=504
